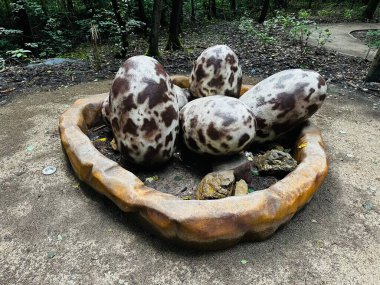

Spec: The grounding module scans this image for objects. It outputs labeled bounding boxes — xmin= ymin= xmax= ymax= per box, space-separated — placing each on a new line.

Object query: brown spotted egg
xmin=240 ymin=69 xmax=327 ymax=143
xmin=179 ymin=96 xmax=256 ymax=155
xmin=108 ymin=55 xmax=179 ymax=166
xmin=189 ymin=45 xmax=242 ymax=98
xmin=172 ymin=84 xmax=189 ymax=110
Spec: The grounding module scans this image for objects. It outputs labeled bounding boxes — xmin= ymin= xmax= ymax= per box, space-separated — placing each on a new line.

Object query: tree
xmin=12 ymin=0 xmax=33 ymax=44
xmin=147 ymin=0 xmax=162 ymax=56
xmin=230 ymin=0 xmax=237 ymax=16
xmin=111 ymin=0 xmax=128 ymax=57
xmin=362 ymin=0 xmax=380 ymax=19
xmin=166 ymin=0 xmax=183 ymax=50
xmin=365 ymin=48 xmax=380 ymax=82
xmin=191 ymin=0 xmax=196 ymax=21
xmin=258 ymin=0 xmax=270 ymax=23
xmin=135 ymin=0 xmax=147 ymax=25
xmin=210 ymin=0 xmax=216 ymax=18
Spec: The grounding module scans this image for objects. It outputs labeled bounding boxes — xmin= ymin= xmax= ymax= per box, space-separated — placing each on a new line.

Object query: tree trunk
xmin=67 ymin=0 xmax=74 ymax=12
xmin=136 ymin=0 xmax=148 ymax=24
xmin=258 ymin=0 xmax=270 ymax=23
xmin=191 ymin=0 xmax=196 ymax=21
xmin=166 ymin=0 xmax=183 ymax=50
xmin=160 ymin=5 xmax=168 ymax=26
xmin=362 ymin=0 xmax=380 ymax=19
xmin=147 ymin=0 xmax=162 ymax=56
xmin=204 ymin=0 xmax=211 ymax=19
xmin=308 ymin=0 xmax=312 ymax=9
xmin=13 ymin=0 xmax=33 ymax=44
xmin=275 ymin=0 xmax=289 ymax=9
xmin=210 ymin=0 xmax=216 ymax=18
xmin=230 ymin=0 xmax=236 ymax=15
xmin=111 ymin=0 xmax=128 ymax=57
xmin=366 ymin=48 xmax=380 ymax=82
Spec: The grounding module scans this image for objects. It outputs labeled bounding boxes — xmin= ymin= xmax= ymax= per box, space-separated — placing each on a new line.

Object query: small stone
xmin=311 ymin=219 xmax=317 ymax=223
xmin=362 ymin=201 xmax=373 ymax=211
xmin=196 ymin=171 xmax=235 ymax=200
xmin=254 ymin=149 xmax=297 ymax=175
xmin=234 ymin=180 xmax=248 ymax=196
xmin=42 ymin=166 xmax=57 ymax=175
xmin=346 ymin=154 xmax=354 ymax=158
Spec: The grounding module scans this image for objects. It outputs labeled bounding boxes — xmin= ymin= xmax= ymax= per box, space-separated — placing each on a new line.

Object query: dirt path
xmin=309 ymin=22 xmax=379 ymax=61
xmin=0 ymin=80 xmax=379 ymax=284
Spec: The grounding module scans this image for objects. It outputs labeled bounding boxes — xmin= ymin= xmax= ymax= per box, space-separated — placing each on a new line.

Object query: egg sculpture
xmin=172 ymin=84 xmax=189 ymax=110
xmin=189 ymin=45 xmax=242 ymax=98
xmin=179 ymin=95 xmax=256 ymax=155
xmin=240 ymin=69 xmax=327 ymax=143
xmin=108 ymin=55 xmax=179 ymax=166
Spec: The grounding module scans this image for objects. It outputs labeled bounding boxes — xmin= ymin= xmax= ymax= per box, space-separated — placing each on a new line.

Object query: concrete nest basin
xmin=59 ymin=76 xmax=328 ymax=250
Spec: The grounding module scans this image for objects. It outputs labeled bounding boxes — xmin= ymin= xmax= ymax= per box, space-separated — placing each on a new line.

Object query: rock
xmin=196 ymin=171 xmax=235 ymax=200
xmin=254 ymin=149 xmax=297 ymax=174
xmin=234 ymin=180 xmax=248 ymax=196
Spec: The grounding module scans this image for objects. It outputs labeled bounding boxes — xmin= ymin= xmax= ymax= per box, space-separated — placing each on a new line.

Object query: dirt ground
xmin=0 ymin=78 xmax=379 ymax=284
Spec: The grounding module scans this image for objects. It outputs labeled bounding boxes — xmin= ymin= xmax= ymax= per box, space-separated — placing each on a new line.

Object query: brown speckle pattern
xmin=107 ymin=55 xmax=179 ymax=166
xmin=189 ymin=45 xmax=242 ymax=98
xmin=240 ymin=69 xmax=327 ymax=142
xmin=180 ymin=95 xmax=256 ymax=155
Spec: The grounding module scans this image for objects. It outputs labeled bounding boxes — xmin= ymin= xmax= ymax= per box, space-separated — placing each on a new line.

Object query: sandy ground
xmin=0 ymin=79 xmax=379 ymax=285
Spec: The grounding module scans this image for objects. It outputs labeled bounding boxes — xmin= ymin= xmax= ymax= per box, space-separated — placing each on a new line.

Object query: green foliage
xmin=0 ymin=27 xmax=22 ymax=51
xmin=37 ymin=18 xmax=72 ymax=57
xmin=6 ymin=48 xmax=31 ymax=59
xmin=366 ymin=30 xmax=380 ymax=49
xmin=315 ymin=27 xmax=332 ymax=49
xmin=239 ymin=17 xmax=275 ymax=46
xmin=343 ymin=9 xmax=354 ymax=20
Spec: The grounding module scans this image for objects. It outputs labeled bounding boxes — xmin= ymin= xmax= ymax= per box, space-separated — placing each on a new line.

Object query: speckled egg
xmin=172 ymin=84 xmax=189 ymax=110
xmin=179 ymin=95 xmax=256 ymax=155
xmin=240 ymin=69 xmax=327 ymax=143
xmin=108 ymin=55 xmax=179 ymax=166
xmin=101 ymin=95 xmax=111 ymax=126
xmin=189 ymin=45 xmax=242 ymax=98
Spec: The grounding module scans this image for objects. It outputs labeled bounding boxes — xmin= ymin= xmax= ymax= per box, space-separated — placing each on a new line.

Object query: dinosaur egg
xmin=109 ymin=55 xmax=179 ymax=166
xmin=240 ymin=69 xmax=327 ymax=143
xmin=180 ymin=95 xmax=255 ymax=155
xmin=189 ymin=45 xmax=242 ymax=98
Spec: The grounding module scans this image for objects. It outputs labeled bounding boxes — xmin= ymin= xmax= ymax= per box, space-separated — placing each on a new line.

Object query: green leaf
xmin=240 ymin=259 xmax=249 ymax=265
xmin=248 ymin=188 xmax=255 ymax=193
xmin=174 ymin=175 xmax=183 ymax=181
xmin=47 ymin=251 xmax=56 ymax=259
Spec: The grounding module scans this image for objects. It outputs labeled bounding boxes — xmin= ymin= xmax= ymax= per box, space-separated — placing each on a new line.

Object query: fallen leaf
xmin=94 ymin=137 xmax=107 ymax=143
xmin=57 ymin=234 xmax=63 ymax=241
xmin=174 ymin=175 xmax=183 ymax=181
xmin=240 ymin=259 xmax=249 ymax=265
xmin=298 ymin=142 xmax=308 ymax=149
xmin=248 ymin=188 xmax=255 ymax=193
xmin=110 ymin=139 xmax=118 ymax=151
xmin=181 ymin=196 xmax=192 ymax=200
xmin=362 ymin=201 xmax=373 ymax=211
xmin=26 ymin=145 xmax=35 ymax=152
xmin=47 ymin=251 xmax=56 ymax=259
xmin=145 ymin=175 xmax=159 ymax=183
